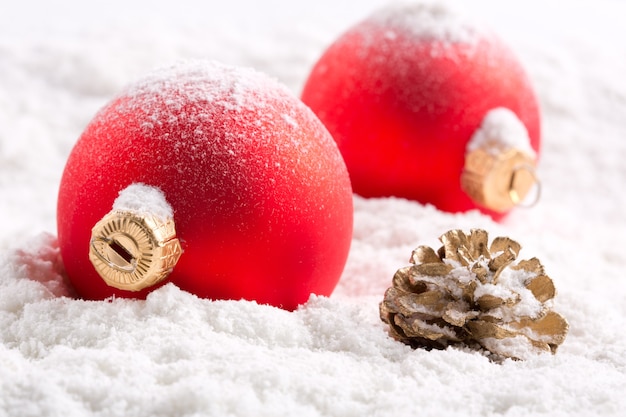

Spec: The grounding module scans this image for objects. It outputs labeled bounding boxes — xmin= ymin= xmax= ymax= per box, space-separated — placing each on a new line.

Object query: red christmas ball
xmin=301 ymin=3 xmax=541 ymax=219
xmin=57 ymin=60 xmax=353 ymax=310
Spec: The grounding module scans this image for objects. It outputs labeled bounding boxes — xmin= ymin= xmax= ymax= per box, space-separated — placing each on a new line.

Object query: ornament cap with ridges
xmin=89 ymin=209 xmax=182 ymax=291
xmin=461 ymin=146 xmax=539 ymax=213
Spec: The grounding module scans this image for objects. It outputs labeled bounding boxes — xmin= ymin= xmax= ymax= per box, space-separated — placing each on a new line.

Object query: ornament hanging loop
xmin=90 ymin=235 xmax=139 ymax=273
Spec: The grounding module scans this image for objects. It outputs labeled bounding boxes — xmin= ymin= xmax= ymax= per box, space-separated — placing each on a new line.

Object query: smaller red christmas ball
xmin=57 ymin=60 xmax=354 ymax=310
xmin=301 ymin=3 xmax=541 ymax=219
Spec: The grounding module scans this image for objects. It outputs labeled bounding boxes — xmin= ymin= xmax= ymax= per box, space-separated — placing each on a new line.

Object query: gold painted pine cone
xmin=379 ymin=229 xmax=569 ymax=360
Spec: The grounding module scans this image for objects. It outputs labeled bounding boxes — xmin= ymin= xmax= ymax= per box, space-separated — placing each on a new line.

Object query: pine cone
xmin=379 ymin=229 xmax=568 ymax=360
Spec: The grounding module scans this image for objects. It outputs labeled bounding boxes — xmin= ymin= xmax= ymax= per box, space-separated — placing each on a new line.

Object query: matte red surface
xmin=301 ymin=21 xmax=541 ymax=219
xmin=57 ymin=71 xmax=353 ymax=310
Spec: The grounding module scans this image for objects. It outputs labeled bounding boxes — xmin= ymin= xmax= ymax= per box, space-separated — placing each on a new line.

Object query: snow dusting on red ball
xmin=301 ymin=3 xmax=541 ymax=219
xmin=57 ymin=60 xmax=353 ymax=310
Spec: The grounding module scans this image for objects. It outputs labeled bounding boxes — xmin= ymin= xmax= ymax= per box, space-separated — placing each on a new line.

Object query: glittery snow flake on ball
xmin=379 ymin=229 xmax=569 ymax=361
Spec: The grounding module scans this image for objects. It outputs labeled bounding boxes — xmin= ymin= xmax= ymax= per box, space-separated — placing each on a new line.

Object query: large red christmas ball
xmin=301 ymin=3 xmax=541 ymax=219
xmin=57 ymin=60 xmax=353 ymax=310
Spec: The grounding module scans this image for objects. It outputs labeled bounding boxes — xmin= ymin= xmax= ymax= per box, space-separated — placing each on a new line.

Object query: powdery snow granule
xmin=1 ymin=0 xmax=626 ymax=416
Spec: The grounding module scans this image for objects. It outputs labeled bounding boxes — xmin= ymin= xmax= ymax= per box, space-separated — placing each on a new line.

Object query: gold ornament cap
xmin=461 ymin=146 xmax=539 ymax=213
xmin=89 ymin=210 xmax=182 ymax=291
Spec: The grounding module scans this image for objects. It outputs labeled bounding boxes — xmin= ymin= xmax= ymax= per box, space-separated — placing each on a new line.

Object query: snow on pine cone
xmin=379 ymin=229 xmax=569 ymax=360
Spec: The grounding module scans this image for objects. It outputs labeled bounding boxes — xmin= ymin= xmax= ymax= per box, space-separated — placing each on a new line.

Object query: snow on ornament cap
xmin=461 ymin=108 xmax=540 ymax=213
xmin=379 ymin=229 xmax=568 ymax=361
xmin=89 ymin=183 xmax=182 ymax=292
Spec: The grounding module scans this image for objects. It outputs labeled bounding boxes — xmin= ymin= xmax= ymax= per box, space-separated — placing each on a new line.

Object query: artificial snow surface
xmin=1 ymin=0 xmax=626 ymax=416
